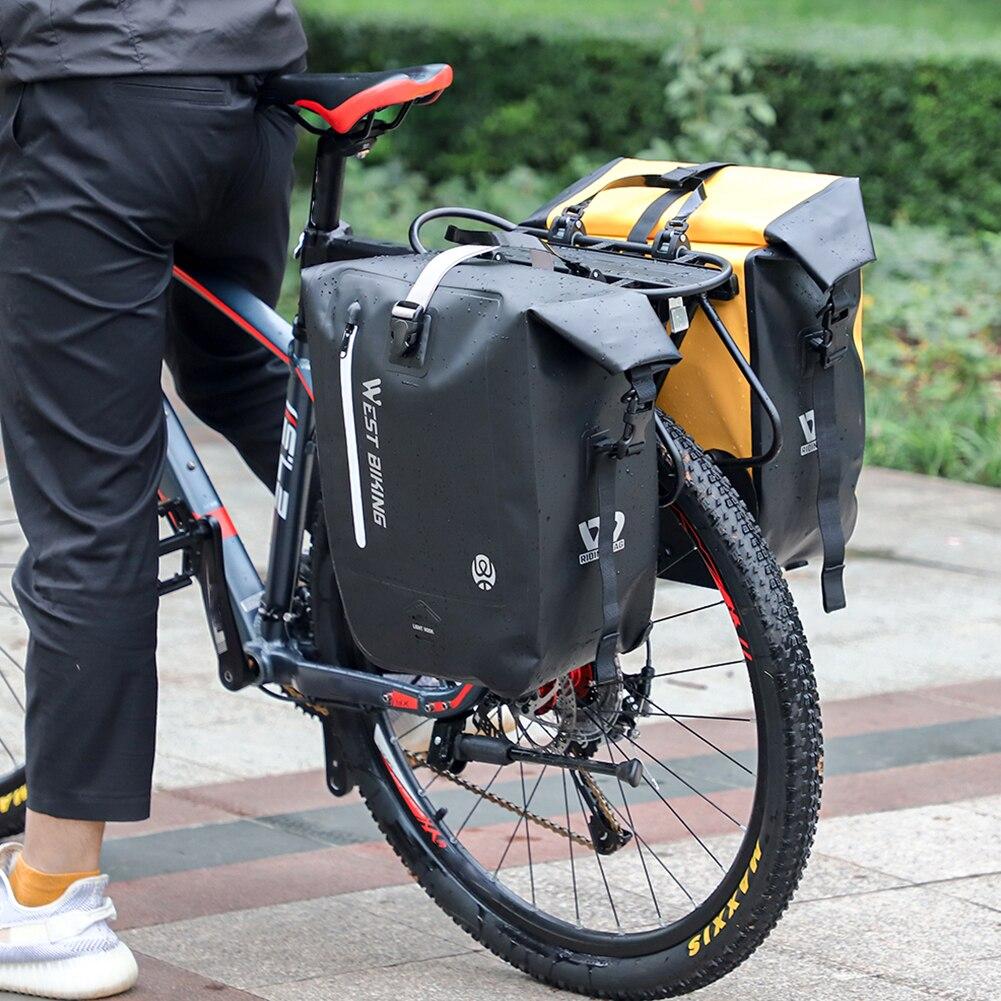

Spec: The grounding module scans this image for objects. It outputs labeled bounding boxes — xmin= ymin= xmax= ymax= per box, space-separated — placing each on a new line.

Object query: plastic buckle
xmin=658 ymin=169 xmax=707 ymax=195
xmin=821 ymin=335 xmax=848 ymax=369
xmin=548 ymin=207 xmax=585 ymax=244
xmin=806 ymin=324 xmax=848 ymax=369
xmin=805 ymin=296 xmax=852 ymax=369
xmin=390 ymin=300 xmax=426 ymax=353
xmin=652 ymin=220 xmax=691 ymax=260
xmin=589 ymin=390 xmax=654 ymax=462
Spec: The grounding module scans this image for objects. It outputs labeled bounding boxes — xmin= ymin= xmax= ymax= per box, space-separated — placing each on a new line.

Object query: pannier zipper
xmin=339 ymin=317 xmax=367 ymax=549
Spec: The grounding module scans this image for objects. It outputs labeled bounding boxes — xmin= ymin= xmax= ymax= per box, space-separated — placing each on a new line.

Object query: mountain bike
xmin=0 ymin=65 xmax=822 ymax=998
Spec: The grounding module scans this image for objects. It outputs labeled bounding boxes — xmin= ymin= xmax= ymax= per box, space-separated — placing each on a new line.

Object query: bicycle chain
xmin=285 ymin=686 xmax=626 ymax=851
xmin=406 ymin=751 xmax=625 ymax=852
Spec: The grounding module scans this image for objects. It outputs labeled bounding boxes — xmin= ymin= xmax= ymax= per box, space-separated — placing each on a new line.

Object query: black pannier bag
xmin=302 ymin=246 xmax=679 ymax=698
xmin=525 ymin=159 xmax=876 ymax=610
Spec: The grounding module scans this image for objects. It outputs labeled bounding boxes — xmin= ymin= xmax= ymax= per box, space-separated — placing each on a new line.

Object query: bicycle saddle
xmin=261 ymin=64 xmax=453 ymax=134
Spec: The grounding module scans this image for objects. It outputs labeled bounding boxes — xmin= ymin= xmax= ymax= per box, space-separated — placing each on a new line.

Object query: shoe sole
xmin=0 ymin=941 xmax=138 ymax=999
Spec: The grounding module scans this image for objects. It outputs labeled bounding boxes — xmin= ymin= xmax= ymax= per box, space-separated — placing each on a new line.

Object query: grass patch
xmin=863 ymin=224 xmax=1001 ymax=486
xmin=281 ymin=165 xmax=1001 ymax=487
xmin=295 ymin=0 xmax=1001 ymax=61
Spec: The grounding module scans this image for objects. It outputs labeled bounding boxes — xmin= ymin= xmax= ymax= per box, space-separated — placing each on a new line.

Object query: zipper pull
xmin=340 ymin=301 xmax=362 ymax=357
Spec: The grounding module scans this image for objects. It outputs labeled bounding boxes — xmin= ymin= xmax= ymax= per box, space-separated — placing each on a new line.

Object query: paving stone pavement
xmin=1 ymin=398 xmax=999 ymax=999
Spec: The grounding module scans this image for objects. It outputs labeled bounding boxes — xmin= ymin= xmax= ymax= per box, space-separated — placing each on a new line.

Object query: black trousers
xmin=0 ymin=76 xmax=295 ymax=821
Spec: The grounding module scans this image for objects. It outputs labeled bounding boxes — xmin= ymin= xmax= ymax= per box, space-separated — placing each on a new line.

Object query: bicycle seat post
xmin=301 ymin=131 xmax=351 ymax=271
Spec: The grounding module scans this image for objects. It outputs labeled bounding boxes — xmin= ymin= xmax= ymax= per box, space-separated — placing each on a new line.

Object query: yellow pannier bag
xmin=525 ymin=159 xmax=875 ymax=610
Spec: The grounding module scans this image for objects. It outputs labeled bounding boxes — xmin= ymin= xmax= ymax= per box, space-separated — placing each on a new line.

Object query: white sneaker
xmin=0 ymin=844 xmax=137 ymax=999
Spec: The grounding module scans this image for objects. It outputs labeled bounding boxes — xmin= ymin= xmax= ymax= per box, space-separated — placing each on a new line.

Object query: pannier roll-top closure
xmin=525 ymin=159 xmax=875 ymax=611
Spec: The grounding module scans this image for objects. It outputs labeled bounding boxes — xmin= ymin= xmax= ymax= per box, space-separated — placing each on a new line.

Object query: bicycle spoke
xmin=519 ymin=762 xmax=536 ymax=907
xmin=0 ymin=729 xmax=17 ymax=768
xmin=645 ymin=712 xmax=752 ymax=723
xmin=645 ymin=695 xmax=754 ymax=776
xmin=493 ymin=765 xmax=547 ymax=875
xmin=605 ymin=798 xmax=696 ymax=906
xmin=456 ymin=763 xmax=505 ymax=835
xmin=652 ymin=659 xmax=743 ymax=679
xmin=596 ymin=744 xmax=694 ymax=906
xmin=603 ymin=729 xmax=662 ymax=922
xmin=571 ymin=774 xmax=620 ymax=929
xmin=613 ymin=725 xmax=745 ymax=829
xmin=0 ymin=589 xmax=23 ymax=619
xmin=560 ymin=768 xmax=581 ymax=925
xmin=0 ymin=643 xmax=24 ymax=675
xmin=0 ymin=646 xmax=25 ymax=709
xmin=639 ymin=769 xmax=721 ymax=869
xmin=394 ymin=718 xmax=430 ymax=744
xmin=657 ymin=546 xmax=697 ymax=576
xmin=580 ymin=708 xmax=696 ymax=916
xmin=651 ymin=599 xmax=723 ymax=625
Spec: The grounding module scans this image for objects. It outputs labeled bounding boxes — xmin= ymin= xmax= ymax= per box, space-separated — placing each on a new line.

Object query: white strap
xmin=393 ymin=244 xmax=495 ymax=319
xmin=0 ymin=899 xmax=117 ymax=946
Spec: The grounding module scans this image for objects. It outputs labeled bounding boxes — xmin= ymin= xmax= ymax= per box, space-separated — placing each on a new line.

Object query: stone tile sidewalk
xmin=2 ymin=405 xmax=999 ymax=999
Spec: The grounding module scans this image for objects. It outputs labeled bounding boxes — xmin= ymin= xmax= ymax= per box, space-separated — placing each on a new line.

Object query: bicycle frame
xmin=158 ymin=129 xmax=483 ymax=723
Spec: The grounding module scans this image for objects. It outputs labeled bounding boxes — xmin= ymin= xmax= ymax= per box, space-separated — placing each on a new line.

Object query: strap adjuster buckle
xmin=391 ymin=300 xmax=423 ymax=324
xmin=548 ymin=206 xmax=585 ymax=244
xmin=589 ymin=389 xmax=654 ymax=462
xmin=652 ymin=220 xmax=691 ymax=260
xmin=390 ymin=300 xmax=426 ymax=355
xmin=805 ymin=296 xmax=852 ymax=369
xmin=806 ymin=325 xmax=849 ymax=369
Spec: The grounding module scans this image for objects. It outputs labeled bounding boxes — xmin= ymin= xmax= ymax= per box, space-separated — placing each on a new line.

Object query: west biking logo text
xmin=361 ymin=378 xmax=387 ymax=529
xmin=578 ymin=512 xmax=625 ymax=565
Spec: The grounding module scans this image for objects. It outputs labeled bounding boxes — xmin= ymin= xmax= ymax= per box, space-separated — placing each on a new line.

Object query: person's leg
xmin=9 ymin=814 xmax=104 ymax=907
xmin=21 ymin=814 xmax=105 ymax=875
xmin=166 ymin=96 xmax=298 ymax=487
xmin=0 ymin=85 xmax=175 ymax=843
xmin=0 ymin=76 xmax=252 ymax=882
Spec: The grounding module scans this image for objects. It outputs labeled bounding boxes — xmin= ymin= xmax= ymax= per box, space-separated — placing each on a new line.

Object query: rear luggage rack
xmin=324 ymin=207 xmax=781 ymax=469
xmin=493 ymin=240 xmax=738 ymax=301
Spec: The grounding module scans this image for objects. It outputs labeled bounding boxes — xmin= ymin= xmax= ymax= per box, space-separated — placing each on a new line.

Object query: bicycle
xmin=0 ymin=64 xmax=822 ymax=998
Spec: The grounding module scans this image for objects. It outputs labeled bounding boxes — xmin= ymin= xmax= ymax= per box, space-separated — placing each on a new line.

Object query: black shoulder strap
xmin=589 ymin=365 xmax=660 ymax=683
xmin=626 ymin=162 xmax=732 ymax=246
xmin=805 ymin=282 xmax=855 ymax=612
xmin=549 ymin=162 xmax=733 ymax=244
xmin=592 ymin=445 xmax=621 ymax=684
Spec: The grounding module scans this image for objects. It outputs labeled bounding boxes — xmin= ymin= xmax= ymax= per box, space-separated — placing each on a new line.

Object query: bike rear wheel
xmin=311 ymin=415 xmax=822 ymax=998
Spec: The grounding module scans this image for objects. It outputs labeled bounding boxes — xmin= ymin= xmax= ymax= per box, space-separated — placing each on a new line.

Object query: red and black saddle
xmin=262 ymin=64 xmax=453 ymax=134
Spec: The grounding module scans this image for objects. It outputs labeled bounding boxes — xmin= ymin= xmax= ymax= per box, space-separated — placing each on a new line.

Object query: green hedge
xmin=301 ymin=13 xmax=1001 ymax=232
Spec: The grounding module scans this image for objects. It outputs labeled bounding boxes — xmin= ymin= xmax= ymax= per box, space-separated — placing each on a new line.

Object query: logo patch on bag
xmin=361 ymin=378 xmax=388 ymax=527
xmin=471 ymin=555 xmax=496 ymax=590
xmin=578 ymin=513 xmax=626 ymax=565
xmin=798 ymin=410 xmax=818 ymax=456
